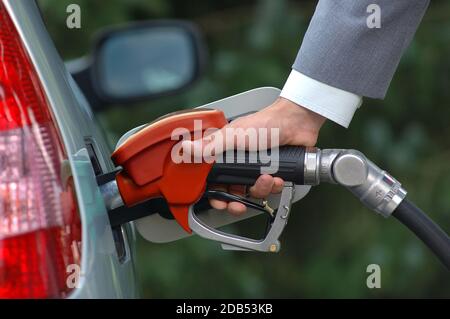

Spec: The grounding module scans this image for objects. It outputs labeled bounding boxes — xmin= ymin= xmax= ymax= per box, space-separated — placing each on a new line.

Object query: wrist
xmin=263 ymin=97 xmax=325 ymax=147
xmin=272 ymin=97 xmax=326 ymax=132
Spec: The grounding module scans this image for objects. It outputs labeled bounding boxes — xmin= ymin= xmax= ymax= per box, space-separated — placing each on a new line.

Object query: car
xmin=0 ymin=0 xmax=209 ymax=298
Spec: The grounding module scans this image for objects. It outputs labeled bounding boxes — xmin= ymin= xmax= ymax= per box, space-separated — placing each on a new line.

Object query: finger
xmin=180 ymin=125 xmax=229 ymax=160
xmin=224 ymin=118 xmax=260 ymax=151
xmin=210 ymin=198 xmax=227 ymax=210
xmin=225 ymin=185 xmax=248 ymax=215
xmin=271 ymin=177 xmax=284 ymax=194
xmin=249 ymin=174 xmax=274 ymax=198
xmin=180 ymin=117 xmax=255 ymax=160
xmin=227 ymin=201 xmax=247 ymax=216
xmin=208 ymin=184 xmax=228 ymax=210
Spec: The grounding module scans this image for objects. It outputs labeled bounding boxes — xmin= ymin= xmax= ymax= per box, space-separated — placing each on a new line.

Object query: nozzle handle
xmin=207 ymin=146 xmax=306 ymax=185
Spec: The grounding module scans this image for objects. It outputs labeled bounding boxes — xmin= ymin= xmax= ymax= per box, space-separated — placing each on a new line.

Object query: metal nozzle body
xmin=304 ymin=147 xmax=407 ymax=217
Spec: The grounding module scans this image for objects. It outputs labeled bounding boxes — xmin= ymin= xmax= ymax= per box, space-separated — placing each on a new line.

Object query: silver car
xmin=0 ymin=0 xmax=210 ymax=298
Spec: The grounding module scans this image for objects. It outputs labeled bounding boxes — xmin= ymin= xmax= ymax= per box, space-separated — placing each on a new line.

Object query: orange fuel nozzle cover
xmin=111 ymin=109 xmax=228 ymax=233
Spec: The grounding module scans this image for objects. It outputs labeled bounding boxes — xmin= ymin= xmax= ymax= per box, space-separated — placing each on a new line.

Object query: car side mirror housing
xmin=69 ymin=20 xmax=206 ymax=109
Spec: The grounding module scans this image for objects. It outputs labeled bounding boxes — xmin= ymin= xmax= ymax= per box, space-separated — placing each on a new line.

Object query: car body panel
xmin=4 ymin=0 xmax=137 ymax=298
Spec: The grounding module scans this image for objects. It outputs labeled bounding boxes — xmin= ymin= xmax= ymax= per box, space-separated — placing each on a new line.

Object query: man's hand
xmin=182 ymin=97 xmax=326 ymax=215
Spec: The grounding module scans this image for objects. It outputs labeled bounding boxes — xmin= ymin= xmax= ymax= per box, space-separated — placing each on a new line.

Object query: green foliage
xmin=39 ymin=0 xmax=450 ymax=298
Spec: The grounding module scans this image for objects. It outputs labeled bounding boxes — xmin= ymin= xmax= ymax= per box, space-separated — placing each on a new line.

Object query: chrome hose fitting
xmin=304 ymin=147 xmax=407 ymax=217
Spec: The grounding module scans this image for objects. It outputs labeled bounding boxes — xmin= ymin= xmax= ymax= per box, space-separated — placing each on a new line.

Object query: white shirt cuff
xmin=280 ymin=70 xmax=362 ymax=128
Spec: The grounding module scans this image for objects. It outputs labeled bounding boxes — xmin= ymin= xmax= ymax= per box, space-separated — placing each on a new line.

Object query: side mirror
xmin=69 ymin=21 xmax=206 ymax=109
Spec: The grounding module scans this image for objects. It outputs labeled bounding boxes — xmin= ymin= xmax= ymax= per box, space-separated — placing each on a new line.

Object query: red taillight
xmin=0 ymin=2 xmax=82 ymax=298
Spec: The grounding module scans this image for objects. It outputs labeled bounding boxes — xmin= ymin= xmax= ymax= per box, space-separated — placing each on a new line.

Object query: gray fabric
xmin=294 ymin=0 xmax=429 ymax=99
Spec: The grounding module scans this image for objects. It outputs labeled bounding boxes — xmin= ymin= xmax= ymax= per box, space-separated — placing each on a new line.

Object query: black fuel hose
xmin=392 ymin=199 xmax=450 ymax=269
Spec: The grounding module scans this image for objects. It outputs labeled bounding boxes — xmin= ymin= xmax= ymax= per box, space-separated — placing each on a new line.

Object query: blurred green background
xmin=38 ymin=0 xmax=449 ymax=298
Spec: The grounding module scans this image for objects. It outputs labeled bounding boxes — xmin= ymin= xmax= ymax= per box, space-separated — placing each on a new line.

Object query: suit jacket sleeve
xmin=293 ymin=0 xmax=429 ymax=99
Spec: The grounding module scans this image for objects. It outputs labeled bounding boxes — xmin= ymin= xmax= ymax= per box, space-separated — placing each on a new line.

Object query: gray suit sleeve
xmin=294 ymin=0 xmax=429 ymax=99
